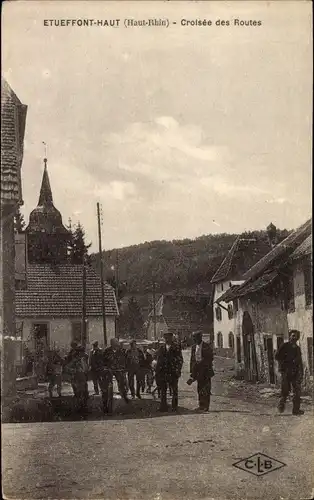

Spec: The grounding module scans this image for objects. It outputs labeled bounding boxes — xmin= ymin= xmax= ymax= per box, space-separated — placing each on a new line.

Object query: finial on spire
xmin=42 ymin=141 xmax=48 ymax=168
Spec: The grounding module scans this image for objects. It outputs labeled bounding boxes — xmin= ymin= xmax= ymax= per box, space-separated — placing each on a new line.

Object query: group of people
xmin=46 ymin=327 xmax=305 ymax=417
xmin=45 ymin=330 xmax=216 ymax=416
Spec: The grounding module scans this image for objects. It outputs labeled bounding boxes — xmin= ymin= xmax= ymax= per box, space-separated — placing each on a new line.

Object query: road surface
xmin=2 ymin=353 xmax=313 ymax=500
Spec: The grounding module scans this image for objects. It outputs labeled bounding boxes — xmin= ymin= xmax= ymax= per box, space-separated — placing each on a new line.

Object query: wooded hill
xmin=91 ymin=228 xmax=290 ymax=297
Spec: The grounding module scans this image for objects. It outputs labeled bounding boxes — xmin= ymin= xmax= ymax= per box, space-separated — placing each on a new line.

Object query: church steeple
xmin=38 ymin=158 xmax=53 ymax=206
xmin=26 ymin=152 xmax=70 ymax=264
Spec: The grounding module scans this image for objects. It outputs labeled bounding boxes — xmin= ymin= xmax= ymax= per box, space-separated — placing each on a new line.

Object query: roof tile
xmin=16 ymin=264 xmax=118 ymax=317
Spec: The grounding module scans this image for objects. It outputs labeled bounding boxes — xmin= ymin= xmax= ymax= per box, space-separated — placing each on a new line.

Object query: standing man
xmin=126 ymin=340 xmax=144 ymax=399
xmin=190 ymin=331 xmax=214 ymax=412
xmin=64 ymin=344 xmax=89 ymax=418
xmin=275 ymin=330 xmax=304 ymax=415
xmin=155 ymin=332 xmax=183 ymax=412
xmin=46 ymin=348 xmax=63 ymax=398
xmin=89 ymin=341 xmax=103 ymax=395
xmin=103 ymin=338 xmax=129 ymax=404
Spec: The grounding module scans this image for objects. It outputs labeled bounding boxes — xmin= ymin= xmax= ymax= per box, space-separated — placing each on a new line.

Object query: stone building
xmin=1 ymin=78 xmax=27 ymax=397
xmin=218 ymin=219 xmax=312 ymax=388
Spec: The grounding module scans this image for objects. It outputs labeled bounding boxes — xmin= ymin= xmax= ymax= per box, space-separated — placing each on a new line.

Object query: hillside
xmin=90 ymin=228 xmax=290 ymax=297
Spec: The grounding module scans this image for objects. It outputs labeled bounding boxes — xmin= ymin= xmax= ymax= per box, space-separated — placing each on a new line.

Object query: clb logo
xmin=233 ymin=453 xmax=286 ymax=477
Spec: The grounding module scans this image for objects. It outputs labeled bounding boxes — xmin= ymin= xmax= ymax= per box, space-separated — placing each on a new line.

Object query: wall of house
xmin=287 ymin=263 xmax=313 ymax=389
xmin=234 ymin=294 xmax=289 ymax=384
xmin=18 ymin=316 xmax=116 ymax=356
xmin=213 ymin=281 xmax=236 ymax=355
xmin=0 ymin=211 xmax=17 ymax=397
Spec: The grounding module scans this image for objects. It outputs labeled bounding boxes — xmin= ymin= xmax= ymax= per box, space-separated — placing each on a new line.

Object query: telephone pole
xmin=97 ymin=202 xmax=107 ymax=346
xmin=115 ymin=248 xmax=119 ymax=338
xmin=81 ymin=253 xmax=87 ymax=348
xmin=152 ymin=281 xmax=157 ymax=340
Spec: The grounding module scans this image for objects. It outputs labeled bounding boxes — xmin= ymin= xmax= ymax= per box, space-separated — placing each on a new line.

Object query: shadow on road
xmin=9 ymin=394 xmax=198 ymax=423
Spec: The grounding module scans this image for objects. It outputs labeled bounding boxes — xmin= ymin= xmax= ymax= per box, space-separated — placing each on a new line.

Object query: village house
xmin=211 ymin=233 xmax=271 ymax=356
xmin=1 ymin=78 xmax=27 ymax=397
xmin=15 ymin=159 xmax=118 ymax=378
xmin=146 ymin=292 xmax=212 ymax=343
xmin=217 ymin=219 xmax=312 ymax=389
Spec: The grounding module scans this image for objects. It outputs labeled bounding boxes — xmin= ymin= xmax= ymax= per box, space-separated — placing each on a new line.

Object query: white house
xmin=287 ymin=234 xmax=312 ymax=387
xmin=211 ymin=235 xmax=271 ymax=355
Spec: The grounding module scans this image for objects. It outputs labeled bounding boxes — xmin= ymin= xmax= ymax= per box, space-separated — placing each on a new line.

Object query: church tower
xmin=26 ymin=157 xmax=70 ymax=264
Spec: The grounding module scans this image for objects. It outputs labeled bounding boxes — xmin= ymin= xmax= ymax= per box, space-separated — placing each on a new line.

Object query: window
xmin=220 ymin=283 xmax=224 ymax=292
xmin=236 ymin=336 xmax=241 ymax=363
xmin=215 ymin=306 xmax=222 ymax=321
xmin=71 ymin=321 xmax=82 ymax=343
xmin=303 ymin=259 xmax=312 ymax=306
xmin=217 ymin=332 xmax=223 ymax=348
xmin=228 ymin=332 xmax=234 ymax=349
xmin=227 ymin=303 xmax=234 ymax=320
xmin=307 ymin=337 xmax=313 ymax=375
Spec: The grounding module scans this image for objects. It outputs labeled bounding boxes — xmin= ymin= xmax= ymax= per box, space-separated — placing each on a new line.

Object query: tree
xmin=68 ymin=221 xmax=91 ymax=264
xmin=127 ymin=296 xmax=144 ymax=338
xmin=14 ymin=206 xmax=26 ymax=233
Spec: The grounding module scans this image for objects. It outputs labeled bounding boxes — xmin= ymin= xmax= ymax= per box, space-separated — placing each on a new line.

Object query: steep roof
xmin=217 ymin=271 xmax=279 ymax=303
xmin=1 ymin=78 xmax=27 ymax=207
xmin=211 ymin=236 xmax=271 ymax=284
xmin=242 ymin=219 xmax=312 ymax=281
xmin=290 ymin=234 xmax=312 ymax=261
xmin=26 ymin=161 xmax=68 ymax=234
xmin=38 ymin=162 xmax=54 ymax=206
xmin=16 ymin=264 xmax=118 ymax=317
xmin=218 ymin=219 xmax=312 ymax=302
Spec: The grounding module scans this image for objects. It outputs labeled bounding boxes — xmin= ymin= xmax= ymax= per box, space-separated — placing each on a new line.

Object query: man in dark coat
xmin=275 ymin=329 xmax=304 ymax=415
xmin=155 ymin=332 xmax=183 ymax=412
xmin=190 ymin=331 xmax=214 ymax=412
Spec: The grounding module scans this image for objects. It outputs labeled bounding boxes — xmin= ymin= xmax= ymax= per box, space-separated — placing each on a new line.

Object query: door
xmin=33 ymin=323 xmax=48 ymax=380
xmin=242 ymin=311 xmax=258 ymax=382
xmin=266 ymin=337 xmax=275 ymax=384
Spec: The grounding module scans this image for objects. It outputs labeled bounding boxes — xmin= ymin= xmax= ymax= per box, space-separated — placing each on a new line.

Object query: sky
xmin=2 ymin=1 xmax=312 ymax=251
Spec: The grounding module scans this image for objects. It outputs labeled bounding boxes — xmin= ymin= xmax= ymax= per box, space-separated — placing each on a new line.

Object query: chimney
xmin=267 ymin=222 xmax=277 ymax=248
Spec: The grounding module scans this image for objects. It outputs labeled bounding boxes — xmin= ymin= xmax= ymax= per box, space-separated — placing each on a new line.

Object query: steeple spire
xmin=38 ymin=153 xmax=53 ymax=206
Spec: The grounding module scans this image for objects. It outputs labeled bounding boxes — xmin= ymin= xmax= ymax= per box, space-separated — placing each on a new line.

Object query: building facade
xmin=211 ymin=235 xmax=271 ymax=356
xmin=218 ymin=219 xmax=312 ymax=389
xmin=1 ymin=79 xmax=27 ymax=398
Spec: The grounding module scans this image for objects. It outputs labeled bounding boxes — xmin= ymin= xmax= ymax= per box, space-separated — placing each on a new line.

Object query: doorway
xmin=266 ymin=337 xmax=275 ymax=384
xmin=242 ymin=311 xmax=258 ymax=382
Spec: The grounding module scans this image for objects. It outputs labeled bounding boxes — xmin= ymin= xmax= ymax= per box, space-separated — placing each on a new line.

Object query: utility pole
xmin=152 ymin=281 xmax=157 ymax=340
xmin=115 ymin=248 xmax=119 ymax=338
xmin=97 ymin=202 xmax=107 ymax=346
xmin=81 ymin=252 xmax=87 ymax=348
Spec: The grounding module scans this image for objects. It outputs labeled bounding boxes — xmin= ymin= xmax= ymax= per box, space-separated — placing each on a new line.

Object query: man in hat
xmin=275 ymin=329 xmax=304 ymax=415
xmin=89 ymin=341 xmax=104 ymax=395
xmin=155 ymin=332 xmax=183 ymax=412
xmin=190 ymin=331 xmax=214 ymax=412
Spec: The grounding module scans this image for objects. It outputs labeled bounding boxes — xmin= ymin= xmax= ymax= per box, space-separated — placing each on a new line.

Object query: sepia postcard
xmin=1 ymin=1 xmax=313 ymax=499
